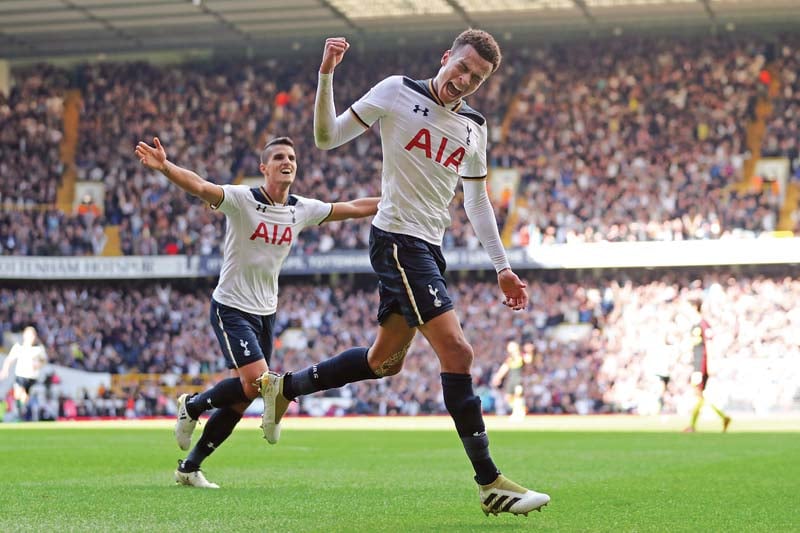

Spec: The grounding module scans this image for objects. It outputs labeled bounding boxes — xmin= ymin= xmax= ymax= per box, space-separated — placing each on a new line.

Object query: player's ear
xmin=259 ymin=162 xmax=268 ymax=175
xmin=441 ymin=50 xmax=451 ymax=66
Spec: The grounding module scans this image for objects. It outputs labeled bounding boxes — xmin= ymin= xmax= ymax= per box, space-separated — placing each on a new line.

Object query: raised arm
xmin=462 ymin=178 xmax=528 ymax=311
xmin=314 ymin=37 xmax=369 ymax=150
xmin=134 ymin=137 xmax=223 ymax=207
xmin=325 ymin=197 xmax=380 ymax=222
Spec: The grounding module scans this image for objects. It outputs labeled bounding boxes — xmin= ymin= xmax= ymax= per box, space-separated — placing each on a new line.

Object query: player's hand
xmin=320 ymin=37 xmax=350 ymax=74
xmin=498 ymin=268 xmax=528 ymax=311
xmin=135 ymin=137 xmax=167 ymax=172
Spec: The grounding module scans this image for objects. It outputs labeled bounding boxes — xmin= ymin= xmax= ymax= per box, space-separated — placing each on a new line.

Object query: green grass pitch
xmin=1 ymin=424 xmax=798 ymax=532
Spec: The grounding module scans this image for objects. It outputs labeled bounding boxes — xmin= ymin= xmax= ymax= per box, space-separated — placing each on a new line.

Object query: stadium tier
xmin=1 ymin=34 xmax=799 ymax=257
xmin=2 ymin=267 xmax=798 ymax=419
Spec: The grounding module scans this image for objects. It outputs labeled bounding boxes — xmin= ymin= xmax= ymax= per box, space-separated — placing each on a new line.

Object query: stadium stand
xmin=2 ymin=267 xmax=798 ymax=418
xmin=3 ymin=35 xmax=798 ymax=257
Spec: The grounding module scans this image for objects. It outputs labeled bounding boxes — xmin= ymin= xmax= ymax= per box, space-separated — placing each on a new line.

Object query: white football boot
xmin=175 ymin=393 xmax=198 ymax=451
xmin=479 ymin=475 xmax=550 ymax=516
xmin=256 ymin=372 xmax=290 ymax=444
xmin=174 ymin=468 xmax=219 ymax=489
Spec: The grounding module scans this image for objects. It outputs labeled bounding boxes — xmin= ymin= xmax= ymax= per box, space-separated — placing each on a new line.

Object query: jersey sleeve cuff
xmin=209 ymin=187 xmax=225 ymax=210
xmin=319 ymin=203 xmax=334 ymax=225
xmin=349 ymin=107 xmax=370 ymax=130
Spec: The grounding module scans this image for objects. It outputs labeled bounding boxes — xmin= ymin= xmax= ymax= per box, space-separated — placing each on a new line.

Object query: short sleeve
xmin=295 ymin=196 xmax=333 ymax=228
xmin=8 ymin=343 xmax=21 ymax=359
xmin=350 ymin=76 xmax=402 ymax=128
xmin=211 ymin=184 xmax=246 ymax=216
xmin=461 ymin=122 xmax=488 ymax=179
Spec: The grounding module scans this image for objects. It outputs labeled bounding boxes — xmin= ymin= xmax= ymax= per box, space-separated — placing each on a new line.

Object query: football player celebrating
xmin=258 ymin=30 xmax=550 ymax=516
xmin=135 ymin=136 xmax=378 ymax=488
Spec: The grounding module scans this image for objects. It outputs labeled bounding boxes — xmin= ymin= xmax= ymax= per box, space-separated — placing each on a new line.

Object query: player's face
xmin=434 ymin=44 xmax=494 ymax=105
xmin=22 ymin=327 xmax=36 ymax=345
xmin=260 ymin=145 xmax=297 ymax=185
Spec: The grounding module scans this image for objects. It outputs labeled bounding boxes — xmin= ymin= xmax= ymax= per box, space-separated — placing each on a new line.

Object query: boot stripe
xmin=502 ymin=497 xmax=521 ymax=512
xmin=492 ymin=495 xmax=509 ymax=511
xmin=483 ymin=493 xmax=497 ymax=506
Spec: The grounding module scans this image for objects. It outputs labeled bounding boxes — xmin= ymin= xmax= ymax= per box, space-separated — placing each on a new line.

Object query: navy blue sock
xmin=283 ymin=347 xmax=377 ymax=399
xmin=184 ymin=407 xmax=243 ymax=468
xmin=186 ymin=378 xmax=248 ymax=420
xmin=441 ymin=372 xmax=500 ymax=485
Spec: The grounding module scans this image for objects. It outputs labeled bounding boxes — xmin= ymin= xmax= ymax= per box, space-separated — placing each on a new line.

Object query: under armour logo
xmin=256 ymin=204 xmax=268 ymax=213
xmin=290 ymin=207 xmax=296 ymax=224
xmin=413 ymin=104 xmax=429 ymax=116
xmin=466 ymin=125 xmax=473 ymax=146
xmin=240 ymin=339 xmax=251 ymax=356
xmin=428 ymin=284 xmax=442 ymax=308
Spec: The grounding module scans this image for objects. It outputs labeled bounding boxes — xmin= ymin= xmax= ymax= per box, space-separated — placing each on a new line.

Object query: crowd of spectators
xmin=761 ymin=41 xmax=800 ymax=233
xmin=0 ymin=65 xmax=96 ymax=256
xmin=0 ymin=64 xmax=68 ymax=208
xmin=4 ymin=34 xmax=798 ymax=257
xmin=505 ymin=36 xmax=789 ymax=246
xmin=3 ymin=268 xmax=798 ymax=418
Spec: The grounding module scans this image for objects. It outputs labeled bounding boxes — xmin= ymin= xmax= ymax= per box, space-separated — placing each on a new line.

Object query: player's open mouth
xmin=445 ymin=81 xmax=462 ymax=99
xmin=281 ymin=169 xmax=293 ymax=175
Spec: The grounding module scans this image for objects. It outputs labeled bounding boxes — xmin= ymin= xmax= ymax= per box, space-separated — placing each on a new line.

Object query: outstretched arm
xmin=314 ymin=37 xmax=369 ymax=150
xmin=134 ymin=137 xmax=223 ymax=207
xmin=462 ymin=178 xmax=528 ymax=311
xmin=325 ymin=197 xmax=380 ymax=222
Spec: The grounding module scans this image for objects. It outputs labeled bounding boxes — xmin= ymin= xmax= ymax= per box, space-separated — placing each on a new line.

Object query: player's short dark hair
xmin=451 ymin=29 xmax=502 ymax=72
xmin=260 ymin=136 xmax=295 ymax=163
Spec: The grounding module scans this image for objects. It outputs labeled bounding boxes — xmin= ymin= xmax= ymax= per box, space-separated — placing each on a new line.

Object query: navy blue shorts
xmin=15 ymin=376 xmax=36 ymax=393
xmin=369 ymin=225 xmax=454 ymax=327
xmin=210 ymin=299 xmax=275 ymax=369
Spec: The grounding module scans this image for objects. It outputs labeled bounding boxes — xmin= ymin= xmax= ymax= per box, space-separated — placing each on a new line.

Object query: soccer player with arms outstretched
xmin=134 ymin=136 xmax=378 ymax=488
xmin=258 ymin=30 xmax=550 ymax=516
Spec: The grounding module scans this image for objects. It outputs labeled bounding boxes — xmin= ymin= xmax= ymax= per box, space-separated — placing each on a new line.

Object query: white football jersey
xmin=350 ymin=76 xmax=488 ymax=246
xmin=8 ymin=343 xmax=47 ymax=379
xmin=211 ymin=185 xmax=332 ymax=315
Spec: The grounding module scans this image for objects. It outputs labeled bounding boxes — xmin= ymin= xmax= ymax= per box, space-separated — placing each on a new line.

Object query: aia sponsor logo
xmin=250 ymin=222 xmax=292 ymax=246
xmin=404 ymin=128 xmax=465 ymax=172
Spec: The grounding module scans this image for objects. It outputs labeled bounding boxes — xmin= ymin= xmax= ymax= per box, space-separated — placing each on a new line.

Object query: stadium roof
xmin=1 ymin=0 xmax=798 ymax=60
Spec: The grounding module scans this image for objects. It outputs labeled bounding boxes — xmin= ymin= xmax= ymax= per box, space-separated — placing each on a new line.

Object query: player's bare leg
xmin=260 ymin=314 xmax=416 ymax=444
xmin=419 ymin=311 xmax=550 ymax=516
xmin=366 ymin=313 xmax=417 ymax=377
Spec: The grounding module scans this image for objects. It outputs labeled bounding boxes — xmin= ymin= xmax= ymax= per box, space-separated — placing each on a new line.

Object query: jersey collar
xmin=260 ymin=185 xmax=285 ymax=207
xmin=427 ymin=79 xmax=464 ymax=112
